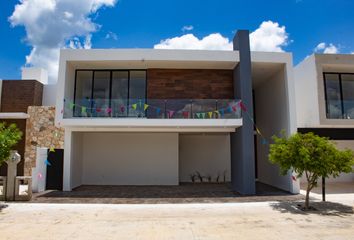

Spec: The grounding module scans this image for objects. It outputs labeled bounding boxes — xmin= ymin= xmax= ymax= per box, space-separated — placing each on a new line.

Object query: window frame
xmin=323 ymin=72 xmax=354 ymax=119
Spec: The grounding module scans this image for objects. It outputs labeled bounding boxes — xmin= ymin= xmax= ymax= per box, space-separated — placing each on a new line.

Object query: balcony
xmin=59 ymin=99 xmax=243 ymax=131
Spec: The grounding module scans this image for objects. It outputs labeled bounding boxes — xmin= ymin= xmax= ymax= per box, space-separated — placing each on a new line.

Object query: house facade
xmin=55 ymin=31 xmax=299 ymax=194
xmin=294 ymin=54 xmax=354 ymax=182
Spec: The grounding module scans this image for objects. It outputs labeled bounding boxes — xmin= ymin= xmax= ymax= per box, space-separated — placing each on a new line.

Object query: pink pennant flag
xmin=106 ymin=108 xmax=112 ymax=114
xmin=168 ymin=111 xmax=175 ymax=118
xmin=232 ymin=105 xmax=237 ymax=112
xmin=239 ymin=101 xmax=247 ymax=112
xmin=120 ymin=105 xmax=125 ymax=113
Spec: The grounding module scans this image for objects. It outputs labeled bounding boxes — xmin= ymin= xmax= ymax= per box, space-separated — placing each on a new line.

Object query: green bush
xmin=0 ymin=122 xmax=22 ymax=167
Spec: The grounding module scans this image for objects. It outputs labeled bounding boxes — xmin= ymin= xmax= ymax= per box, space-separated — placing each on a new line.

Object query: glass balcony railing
xmin=63 ymin=99 xmax=242 ymax=119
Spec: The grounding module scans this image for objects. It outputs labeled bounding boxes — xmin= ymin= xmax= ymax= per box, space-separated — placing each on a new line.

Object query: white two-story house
xmin=55 ymin=31 xmax=299 ymax=194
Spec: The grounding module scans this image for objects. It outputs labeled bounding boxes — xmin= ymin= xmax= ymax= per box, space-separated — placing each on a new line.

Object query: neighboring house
xmin=55 ymin=31 xmax=299 ymax=194
xmin=294 ymin=54 xmax=354 ymax=182
xmin=0 ymin=69 xmax=45 ymax=176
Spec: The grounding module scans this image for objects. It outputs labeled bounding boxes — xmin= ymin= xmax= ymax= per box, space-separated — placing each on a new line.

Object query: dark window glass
xmin=324 ymin=73 xmax=343 ymax=119
xmin=342 ymin=74 xmax=354 ymax=119
xmin=129 ymin=71 xmax=146 ymax=117
xmin=74 ymin=70 xmax=146 ymax=118
xmin=93 ymin=71 xmax=110 ymax=117
xmin=74 ymin=71 xmax=92 ymax=117
xmin=111 ymin=71 xmax=129 ymax=117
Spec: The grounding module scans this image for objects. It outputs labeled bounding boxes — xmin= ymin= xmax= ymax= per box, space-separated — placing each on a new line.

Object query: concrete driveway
xmin=0 ymin=201 xmax=353 ymax=240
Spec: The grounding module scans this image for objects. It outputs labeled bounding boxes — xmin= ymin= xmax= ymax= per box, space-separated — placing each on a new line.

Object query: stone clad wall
xmin=24 ymin=106 xmax=64 ymax=176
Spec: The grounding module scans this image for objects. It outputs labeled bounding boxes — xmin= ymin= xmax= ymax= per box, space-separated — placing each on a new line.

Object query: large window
xmin=111 ymin=71 xmax=129 ymax=117
xmin=93 ymin=71 xmax=110 ymax=117
xmin=74 ymin=70 xmax=146 ymax=117
xmin=324 ymin=73 xmax=354 ymax=119
xmin=74 ymin=71 xmax=92 ymax=117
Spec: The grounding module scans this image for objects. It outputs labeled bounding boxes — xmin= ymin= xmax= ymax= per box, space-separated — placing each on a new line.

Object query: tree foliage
xmin=269 ymin=131 xmax=354 ymax=209
xmin=0 ymin=122 xmax=22 ymax=167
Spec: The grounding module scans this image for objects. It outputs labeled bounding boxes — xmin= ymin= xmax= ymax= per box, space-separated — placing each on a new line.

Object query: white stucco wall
xmin=254 ymin=67 xmax=294 ymax=192
xmin=179 ymin=134 xmax=231 ymax=182
xmin=71 ymin=132 xmax=83 ymax=189
xmin=42 ymin=84 xmax=57 ymax=106
xmin=294 ymin=55 xmax=320 ymax=128
xmin=326 ymin=140 xmax=354 ymax=182
xmin=22 ymin=68 xmax=48 ymax=85
xmin=79 ymin=132 xmax=179 ymax=185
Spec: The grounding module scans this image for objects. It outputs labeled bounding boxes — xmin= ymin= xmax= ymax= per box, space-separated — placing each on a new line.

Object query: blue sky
xmin=1 ymin=0 xmax=354 ymax=81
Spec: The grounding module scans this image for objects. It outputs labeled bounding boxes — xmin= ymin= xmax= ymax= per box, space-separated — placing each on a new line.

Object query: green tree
xmin=269 ymin=132 xmax=354 ymax=209
xmin=0 ymin=122 xmax=22 ymax=167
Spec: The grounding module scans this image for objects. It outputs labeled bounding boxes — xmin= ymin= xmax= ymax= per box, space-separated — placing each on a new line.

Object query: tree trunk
xmin=304 ymin=171 xmax=313 ymax=210
xmin=305 ymin=188 xmax=310 ymax=209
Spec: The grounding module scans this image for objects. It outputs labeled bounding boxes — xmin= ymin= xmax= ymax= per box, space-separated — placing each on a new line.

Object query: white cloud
xmin=154 ymin=33 xmax=232 ymax=50
xmin=314 ymin=42 xmax=339 ymax=54
xmin=314 ymin=42 xmax=326 ymax=52
xmin=249 ymin=21 xmax=288 ymax=52
xmin=154 ymin=21 xmax=289 ymax=52
xmin=9 ymin=0 xmax=117 ymax=82
xmin=105 ymin=31 xmax=118 ymax=40
xmin=182 ymin=25 xmax=194 ymax=31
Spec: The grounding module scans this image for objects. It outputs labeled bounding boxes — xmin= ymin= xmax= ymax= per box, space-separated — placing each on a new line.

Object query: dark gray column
xmin=230 ymin=30 xmax=256 ymax=195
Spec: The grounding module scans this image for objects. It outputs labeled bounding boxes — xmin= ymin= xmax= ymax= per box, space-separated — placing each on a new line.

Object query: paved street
xmin=0 ymin=200 xmax=353 ymax=240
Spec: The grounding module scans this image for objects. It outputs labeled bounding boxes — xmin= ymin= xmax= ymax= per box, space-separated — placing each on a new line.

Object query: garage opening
xmin=179 ymin=133 xmax=231 ymax=184
xmin=70 ymin=132 xmax=179 ymax=188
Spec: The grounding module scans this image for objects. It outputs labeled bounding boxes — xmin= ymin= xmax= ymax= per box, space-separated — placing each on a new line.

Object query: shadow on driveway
xmin=270 ymin=201 xmax=354 ymax=217
xmin=0 ymin=203 xmax=8 ymax=213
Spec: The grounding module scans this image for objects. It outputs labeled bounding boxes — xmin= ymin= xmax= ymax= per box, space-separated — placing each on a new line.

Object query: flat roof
xmin=61 ymin=49 xmax=240 ymax=70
